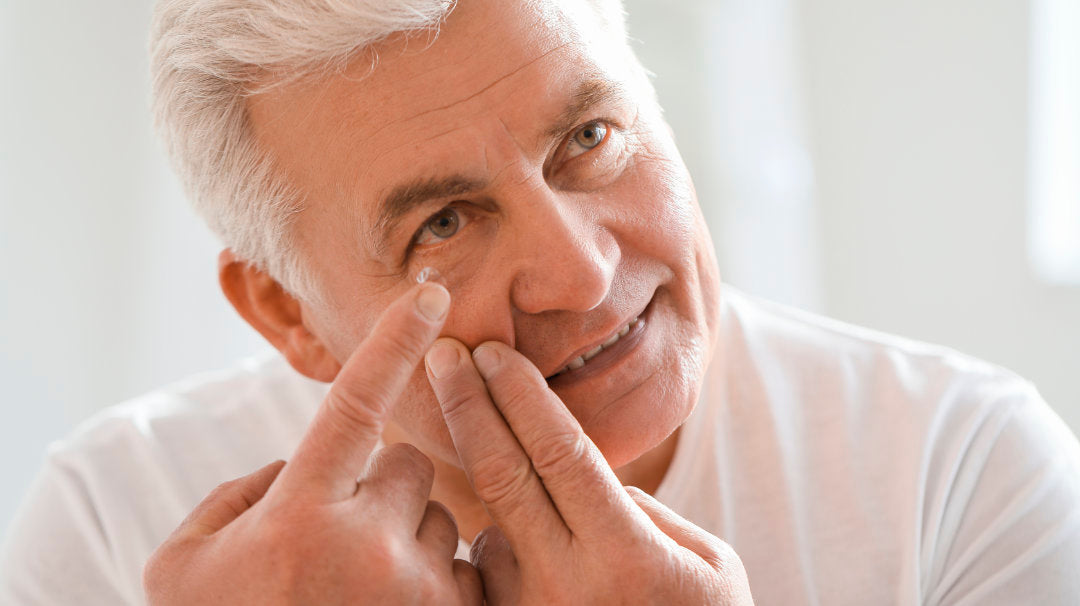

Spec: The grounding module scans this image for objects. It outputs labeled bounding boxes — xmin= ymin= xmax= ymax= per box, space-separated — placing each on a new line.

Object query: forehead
xmin=246 ymin=0 xmax=634 ymax=234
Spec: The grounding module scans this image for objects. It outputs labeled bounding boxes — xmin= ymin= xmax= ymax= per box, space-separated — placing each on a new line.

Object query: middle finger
xmin=425 ymin=338 xmax=570 ymax=560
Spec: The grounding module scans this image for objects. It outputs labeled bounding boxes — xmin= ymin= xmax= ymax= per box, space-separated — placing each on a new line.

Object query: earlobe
xmin=217 ymin=250 xmax=341 ymax=383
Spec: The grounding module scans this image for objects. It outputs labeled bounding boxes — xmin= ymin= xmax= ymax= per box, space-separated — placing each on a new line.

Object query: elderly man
xmin=3 ymin=0 xmax=1080 ymax=603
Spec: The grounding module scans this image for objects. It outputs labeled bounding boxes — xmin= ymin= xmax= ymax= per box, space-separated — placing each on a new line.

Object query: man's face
xmin=247 ymin=0 xmax=722 ymax=469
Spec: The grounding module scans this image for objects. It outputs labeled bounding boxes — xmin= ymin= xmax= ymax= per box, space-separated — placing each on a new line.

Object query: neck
xmin=383 ymin=424 xmax=681 ymax=542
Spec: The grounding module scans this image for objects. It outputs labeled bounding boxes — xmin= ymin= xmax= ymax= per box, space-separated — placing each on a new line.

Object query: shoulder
xmin=44 ymin=349 xmax=329 ymax=531
xmin=0 ymin=351 xmax=329 ymax=605
xmin=53 ymin=350 xmax=326 ymax=471
xmin=716 ymin=285 xmax=1035 ymax=422
xmin=714 ymin=285 xmax=1075 ymax=479
xmin=712 ymin=286 xmax=1080 ymax=603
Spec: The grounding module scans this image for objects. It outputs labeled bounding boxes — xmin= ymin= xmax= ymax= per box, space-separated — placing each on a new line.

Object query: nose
xmin=506 ymin=189 xmax=619 ymax=315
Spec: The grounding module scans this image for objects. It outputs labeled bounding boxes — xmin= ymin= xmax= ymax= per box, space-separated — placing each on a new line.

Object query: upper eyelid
xmin=406 ymin=118 xmax=619 ymax=250
xmin=410 ymin=203 xmax=469 ymax=246
xmin=557 ymin=118 xmax=615 ymax=159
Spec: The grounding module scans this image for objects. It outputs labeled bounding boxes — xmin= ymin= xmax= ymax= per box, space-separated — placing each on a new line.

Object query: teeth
xmin=551 ymin=317 xmax=641 ymax=378
xmin=582 ymin=345 xmax=604 ymax=361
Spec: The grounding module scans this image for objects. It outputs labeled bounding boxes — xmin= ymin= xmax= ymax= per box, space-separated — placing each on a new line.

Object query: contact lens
xmin=414 ymin=266 xmax=445 ymax=285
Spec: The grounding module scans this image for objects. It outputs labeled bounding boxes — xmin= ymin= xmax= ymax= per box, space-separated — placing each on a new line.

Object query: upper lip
xmin=541 ymin=304 xmax=648 ymax=379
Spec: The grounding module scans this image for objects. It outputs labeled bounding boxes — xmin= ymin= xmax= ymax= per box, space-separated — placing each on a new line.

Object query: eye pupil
xmin=428 ymin=209 xmax=459 ymax=238
xmin=573 ymin=122 xmax=606 ymax=150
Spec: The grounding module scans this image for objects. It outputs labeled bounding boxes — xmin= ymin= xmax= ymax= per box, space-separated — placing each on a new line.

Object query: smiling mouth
xmin=545 ymin=315 xmax=643 ymax=380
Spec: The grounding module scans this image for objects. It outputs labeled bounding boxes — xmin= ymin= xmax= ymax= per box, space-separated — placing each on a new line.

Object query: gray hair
xmin=150 ymin=0 xmax=626 ymax=301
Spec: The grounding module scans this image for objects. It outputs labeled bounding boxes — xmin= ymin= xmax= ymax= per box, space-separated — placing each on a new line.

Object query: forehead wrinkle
xmin=359 ymin=41 xmax=575 ymax=148
xmin=361 ymin=120 xmax=472 ymax=179
xmin=543 ymin=75 xmax=629 ymax=142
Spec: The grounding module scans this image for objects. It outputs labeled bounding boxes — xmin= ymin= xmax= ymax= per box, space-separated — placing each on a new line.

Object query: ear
xmin=218 ymin=249 xmax=341 ymax=383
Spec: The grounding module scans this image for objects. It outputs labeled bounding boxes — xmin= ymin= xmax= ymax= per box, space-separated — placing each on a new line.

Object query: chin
xmin=565 ymin=352 xmax=703 ymax=470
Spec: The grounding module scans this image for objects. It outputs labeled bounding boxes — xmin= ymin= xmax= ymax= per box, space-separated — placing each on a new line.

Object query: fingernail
xmin=416 ymin=283 xmax=450 ymax=321
xmin=471 ymin=345 xmax=501 ymax=377
xmin=426 ymin=341 xmax=459 ymax=380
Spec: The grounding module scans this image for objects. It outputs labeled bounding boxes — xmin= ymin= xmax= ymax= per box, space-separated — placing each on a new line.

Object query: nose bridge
xmin=505 ymin=181 xmax=618 ymax=315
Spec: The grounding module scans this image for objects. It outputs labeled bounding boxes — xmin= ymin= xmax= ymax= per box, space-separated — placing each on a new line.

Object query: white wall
xmin=625 ymin=0 xmax=1079 ymax=435
xmin=0 ymin=2 xmax=266 ymax=537
xmin=798 ymin=0 xmax=1080 ymax=432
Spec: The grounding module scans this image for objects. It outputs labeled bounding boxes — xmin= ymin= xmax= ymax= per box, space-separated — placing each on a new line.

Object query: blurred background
xmin=2 ymin=0 xmax=1077 ymax=536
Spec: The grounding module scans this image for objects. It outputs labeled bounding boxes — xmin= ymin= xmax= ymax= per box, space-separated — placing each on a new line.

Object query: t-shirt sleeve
xmin=924 ymin=380 xmax=1080 ymax=606
xmin=0 ymin=454 xmax=140 ymax=606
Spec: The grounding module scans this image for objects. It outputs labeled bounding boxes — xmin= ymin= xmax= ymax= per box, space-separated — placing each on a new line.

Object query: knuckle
xmin=469 ymin=525 xmax=509 ymax=566
xmin=205 ymin=479 xmax=236 ymax=502
xmin=436 ymin=388 xmax=480 ymax=422
xmin=323 ymin=387 xmax=387 ymax=445
xmin=468 ymin=449 xmax=534 ymax=507
xmin=381 ymin=442 xmax=435 ymax=481
xmin=529 ymin=432 xmax=589 ymax=480
xmin=493 ymin=375 xmax=538 ymax=413
xmin=705 ymin=538 xmax=743 ymax=572
xmin=425 ymin=499 xmax=456 ymax=527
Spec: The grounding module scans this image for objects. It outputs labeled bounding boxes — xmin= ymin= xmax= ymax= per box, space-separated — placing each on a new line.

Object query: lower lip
xmin=546 ymin=299 xmax=653 ymax=388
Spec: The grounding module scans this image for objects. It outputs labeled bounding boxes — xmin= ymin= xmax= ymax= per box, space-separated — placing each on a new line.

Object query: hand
xmin=144 ymin=283 xmax=482 ymax=605
xmin=424 ymin=340 xmax=754 ymax=605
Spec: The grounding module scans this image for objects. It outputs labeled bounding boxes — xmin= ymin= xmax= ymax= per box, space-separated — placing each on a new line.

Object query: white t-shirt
xmin=3 ymin=286 xmax=1079 ymax=605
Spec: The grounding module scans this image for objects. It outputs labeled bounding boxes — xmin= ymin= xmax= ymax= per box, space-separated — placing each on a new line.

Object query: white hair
xmin=150 ymin=0 xmax=626 ymax=302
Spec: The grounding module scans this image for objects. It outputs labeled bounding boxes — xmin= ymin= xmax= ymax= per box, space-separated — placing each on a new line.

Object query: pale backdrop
xmin=2 ymin=0 xmax=1077 ymax=540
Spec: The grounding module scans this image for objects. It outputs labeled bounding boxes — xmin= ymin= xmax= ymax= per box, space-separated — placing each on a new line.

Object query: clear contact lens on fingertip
xmin=414 ymin=266 xmax=445 ymax=285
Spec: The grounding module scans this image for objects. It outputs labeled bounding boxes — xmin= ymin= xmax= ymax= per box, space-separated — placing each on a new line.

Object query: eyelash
xmin=412 ymin=205 xmax=470 ymax=249
xmin=562 ymin=120 xmax=611 ymax=160
xmin=406 ymin=119 xmax=617 ymax=252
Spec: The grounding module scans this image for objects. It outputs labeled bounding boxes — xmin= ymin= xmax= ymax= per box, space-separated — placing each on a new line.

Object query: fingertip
xmin=469 ymin=524 xmax=511 ymax=565
xmin=426 ymin=339 xmax=462 ymax=380
xmin=471 ymin=343 xmax=502 ymax=378
xmin=415 ymin=281 xmax=451 ymax=322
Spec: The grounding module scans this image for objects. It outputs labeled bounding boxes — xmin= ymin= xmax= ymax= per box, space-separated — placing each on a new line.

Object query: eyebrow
xmin=369 ymin=77 xmax=629 ymax=255
xmin=545 ymin=77 xmax=628 ymax=141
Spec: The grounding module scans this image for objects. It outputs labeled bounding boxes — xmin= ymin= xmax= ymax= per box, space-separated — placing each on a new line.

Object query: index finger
xmin=425 ymin=338 xmax=570 ymax=559
xmin=427 ymin=339 xmax=640 ymax=550
xmin=274 ymin=281 xmax=450 ymax=499
xmin=468 ymin=342 xmax=643 ymax=539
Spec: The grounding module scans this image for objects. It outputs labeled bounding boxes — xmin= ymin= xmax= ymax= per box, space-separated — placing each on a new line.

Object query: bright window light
xmin=1028 ymin=0 xmax=1080 ymax=285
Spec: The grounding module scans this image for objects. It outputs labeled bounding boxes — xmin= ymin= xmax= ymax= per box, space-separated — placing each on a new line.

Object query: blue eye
xmin=566 ymin=122 xmax=607 ymax=159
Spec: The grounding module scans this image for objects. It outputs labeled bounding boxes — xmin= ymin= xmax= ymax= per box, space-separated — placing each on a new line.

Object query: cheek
xmin=390 ymin=367 xmax=461 ymax=464
xmin=614 ymin=152 xmax=700 ymax=271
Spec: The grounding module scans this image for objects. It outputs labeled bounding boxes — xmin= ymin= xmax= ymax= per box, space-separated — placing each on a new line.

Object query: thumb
xmin=182 ymin=460 xmax=287 ymax=536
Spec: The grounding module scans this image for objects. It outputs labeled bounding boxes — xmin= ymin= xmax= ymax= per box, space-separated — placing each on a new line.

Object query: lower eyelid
xmin=415 ymin=209 xmax=472 ymax=247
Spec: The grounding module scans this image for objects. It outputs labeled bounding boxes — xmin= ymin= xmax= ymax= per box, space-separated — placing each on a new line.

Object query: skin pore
xmin=230 ymin=0 xmax=723 ymax=541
